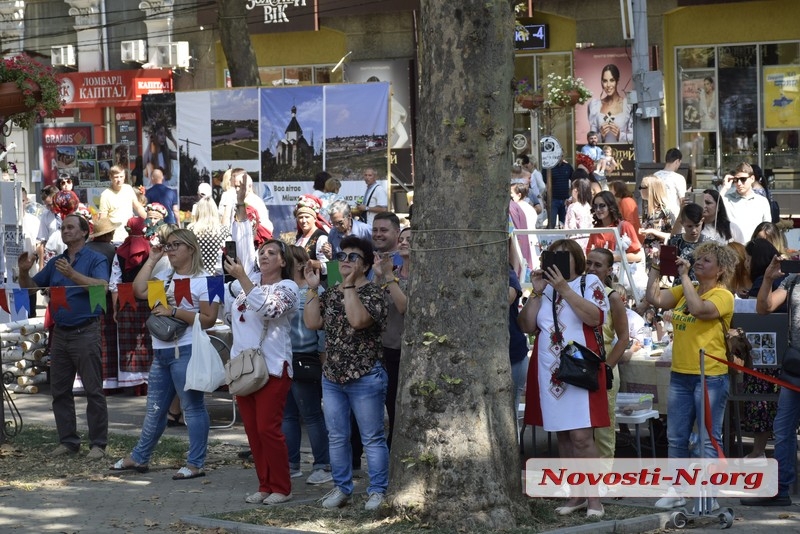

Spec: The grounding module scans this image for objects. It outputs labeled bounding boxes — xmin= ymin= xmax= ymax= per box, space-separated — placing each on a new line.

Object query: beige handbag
xmin=224 ymin=325 xmax=269 ymax=396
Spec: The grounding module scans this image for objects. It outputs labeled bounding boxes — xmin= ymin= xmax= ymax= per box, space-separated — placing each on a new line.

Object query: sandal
xmin=110 ymin=458 xmax=149 ymax=473
xmin=166 ymin=411 xmax=185 ymax=427
xmin=172 ymin=466 xmax=205 ymax=480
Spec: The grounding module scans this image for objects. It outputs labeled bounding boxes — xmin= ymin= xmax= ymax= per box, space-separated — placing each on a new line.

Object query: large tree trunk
xmin=389 ymin=0 xmax=526 ymax=529
xmin=217 ymin=0 xmax=260 ymax=87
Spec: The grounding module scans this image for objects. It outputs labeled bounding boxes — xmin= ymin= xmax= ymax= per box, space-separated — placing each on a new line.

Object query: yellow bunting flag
xmin=147 ymin=280 xmax=168 ymax=309
xmin=87 ymin=285 xmax=107 ymax=313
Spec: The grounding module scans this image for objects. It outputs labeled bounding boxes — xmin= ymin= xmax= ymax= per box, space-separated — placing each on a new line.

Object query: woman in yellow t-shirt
xmin=645 ymin=241 xmax=736 ymax=510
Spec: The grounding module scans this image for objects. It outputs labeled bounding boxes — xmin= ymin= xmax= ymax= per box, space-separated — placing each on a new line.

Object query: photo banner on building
xmin=763 ymin=66 xmax=800 ymax=129
xmin=574 ymin=48 xmax=635 ymax=182
xmin=167 ymin=82 xmax=389 ymax=239
xmin=680 ymin=70 xmax=716 ymax=132
xmin=35 ymin=124 xmax=94 ymax=187
xmin=141 ymin=93 xmax=179 ymax=190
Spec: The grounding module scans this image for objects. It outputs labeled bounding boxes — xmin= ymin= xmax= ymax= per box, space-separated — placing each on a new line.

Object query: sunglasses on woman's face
xmin=334 ymin=252 xmax=364 ymax=263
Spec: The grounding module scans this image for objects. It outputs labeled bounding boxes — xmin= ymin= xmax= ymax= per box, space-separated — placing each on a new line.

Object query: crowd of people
xmin=511 ymin=144 xmax=798 ymax=514
xmin=13 ymin=149 xmax=799 ymax=515
xmin=15 ymin=165 xmax=408 ymax=511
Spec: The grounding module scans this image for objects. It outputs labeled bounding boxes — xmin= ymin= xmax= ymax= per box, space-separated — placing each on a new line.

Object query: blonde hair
xmin=641 ymin=175 xmax=670 ymax=215
xmin=694 ymin=241 xmax=738 ymax=287
xmin=165 ymin=229 xmax=204 ymax=276
xmin=221 ymin=169 xmax=233 ymax=192
xmin=324 ymin=178 xmax=341 ymax=193
xmin=189 ymin=197 xmax=223 ymax=235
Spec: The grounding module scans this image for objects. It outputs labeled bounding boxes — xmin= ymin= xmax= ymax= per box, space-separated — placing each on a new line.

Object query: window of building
xmin=258 ymin=65 xmax=343 ymax=87
xmin=677 ymin=42 xmax=800 ymax=190
xmin=513 ymin=52 xmax=574 ymax=165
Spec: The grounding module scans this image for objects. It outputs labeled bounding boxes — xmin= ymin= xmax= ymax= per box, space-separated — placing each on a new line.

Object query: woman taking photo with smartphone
xmin=225 ymin=178 xmax=301 ymax=505
xmin=518 ymin=239 xmax=609 ymax=518
xmin=112 ymin=229 xmax=219 ymax=480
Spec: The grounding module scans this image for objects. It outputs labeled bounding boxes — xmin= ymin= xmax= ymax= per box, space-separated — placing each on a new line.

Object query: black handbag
xmin=292 ymin=352 xmax=323 ymax=382
xmin=551 ymin=275 xmax=608 ymax=391
xmin=556 ymin=341 xmax=604 ymax=391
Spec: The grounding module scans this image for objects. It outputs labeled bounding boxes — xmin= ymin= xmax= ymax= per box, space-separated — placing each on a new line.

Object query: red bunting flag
xmin=174 ymin=278 xmax=193 ymax=307
xmin=117 ymin=283 xmax=137 ymax=311
xmin=0 ymin=289 xmax=8 ymax=313
xmin=48 ymin=286 xmax=70 ymax=312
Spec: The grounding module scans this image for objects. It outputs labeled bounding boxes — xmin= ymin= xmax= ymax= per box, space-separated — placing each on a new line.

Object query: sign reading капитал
xmin=59 ymin=70 xmax=173 ymax=109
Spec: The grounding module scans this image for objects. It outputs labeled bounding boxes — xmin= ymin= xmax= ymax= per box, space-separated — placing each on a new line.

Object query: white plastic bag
xmin=184 ymin=314 xmax=225 ymax=392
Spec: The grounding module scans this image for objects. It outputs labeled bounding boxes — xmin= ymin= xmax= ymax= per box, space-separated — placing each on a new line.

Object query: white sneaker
xmin=306 ymin=469 xmax=333 ymax=485
xmin=290 ymin=468 xmax=303 ymax=478
xmin=365 ymin=492 xmax=385 ymax=511
xmin=321 ymin=487 xmax=351 ymax=509
xmin=245 ymin=491 xmax=269 ymax=504
xmin=655 ymin=487 xmax=686 ymax=509
xmin=262 ymin=492 xmax=292 ymax=505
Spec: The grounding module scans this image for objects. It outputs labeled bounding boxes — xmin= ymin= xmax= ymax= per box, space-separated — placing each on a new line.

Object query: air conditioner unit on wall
xmin=51 ymin=45 xmax=76 ymax=67
xmin=121 ymin=40 xmax=147 ymax=63
xmin=156 ymin=42 xmax=190 ymax=69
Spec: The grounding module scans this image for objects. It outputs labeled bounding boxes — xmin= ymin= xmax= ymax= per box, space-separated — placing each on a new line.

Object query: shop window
xmin=513 ymin=53 xmax=574 ymax=163
xmin=677 ymin=42 xmax=800 ymax=190
xmin=315 ymin=66 xmax=343 ymax=84
xmin=259 ymin=67 xmax=284 ymax=86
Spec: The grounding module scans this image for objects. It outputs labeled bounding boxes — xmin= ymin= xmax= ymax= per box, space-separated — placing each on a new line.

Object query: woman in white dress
xmin=587 ymin=64 xmax=633 ymax=143
xmin=518 ymin=239 xmax=610 ymax=519
xmin=698 ymin=77 xmax=717 ymax=131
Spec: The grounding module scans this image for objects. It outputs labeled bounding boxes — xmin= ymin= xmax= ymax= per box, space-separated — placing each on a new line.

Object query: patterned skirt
xmin=742 ymin=369 xmax=780 ymax=434
xmin=117 ymin=298 xmax=153 ymax=374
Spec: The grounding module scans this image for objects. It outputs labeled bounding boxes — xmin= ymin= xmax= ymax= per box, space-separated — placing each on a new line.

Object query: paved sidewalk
xmin=2 ymin=387 xmax=800 ymax=533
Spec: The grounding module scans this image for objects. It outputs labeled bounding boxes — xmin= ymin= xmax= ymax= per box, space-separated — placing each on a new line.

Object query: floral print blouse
xmin=320 ymin=283 xmax=387 ymax=384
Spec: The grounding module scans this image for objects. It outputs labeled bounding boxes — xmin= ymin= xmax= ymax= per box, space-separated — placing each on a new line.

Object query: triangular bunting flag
xmin=0 ymin=288 xmax=9 ymax=313
xmin=207 ymin=275 xmax=224 ymax=303
xmin=147 ymin=280 xmax=168 ymax=309
xmin=11 ymin=289 xmax=30 ymax=317
xmin=88 ymin=285 xmax=107 ymax=313
xmin=117 ymin=283 xmax=137 ymax=311
xmin=49 ymin=286 xmax=70 ymax=312
xmin=174 ymin=278 xmax=193 ymax=307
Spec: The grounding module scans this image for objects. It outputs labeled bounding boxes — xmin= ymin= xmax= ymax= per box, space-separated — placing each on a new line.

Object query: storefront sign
xmin=763 ymin=66 xmax=799 ymax=129
xmin=59 ymin=70 xmax=172 ymax=109
xmin=35 ymin=124 xmax=94 ymax=187
xmin=514 ymin=22 xmax=548 ymax=51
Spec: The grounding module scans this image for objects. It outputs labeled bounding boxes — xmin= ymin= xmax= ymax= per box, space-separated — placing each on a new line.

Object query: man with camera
xmin=719 ymin=162 xmax=772 ymax=241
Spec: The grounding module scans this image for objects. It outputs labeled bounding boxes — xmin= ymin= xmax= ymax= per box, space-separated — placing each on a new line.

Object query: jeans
xmin=131 ymin=344 xmax=209 ymax=468
xmin=549 ymin=198 xmax=567 ymax=228
xmin=666 ymin=372 xmax=729 ymax=460
xmin=773 ymin=385 xmax=800 ymax=496
xmin=282 ymin=379 xmax=330 ymax=471
xmin=323 ymin=363 xmax=389 ymax=496
xmin=50 ymin=322 xmax=107 ymax=450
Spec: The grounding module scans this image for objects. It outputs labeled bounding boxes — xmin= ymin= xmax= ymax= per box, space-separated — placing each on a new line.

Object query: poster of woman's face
xmin=681 ymin=70 xmax=716 ymax=132
xmin=574 ymin=48 xmax=634 ymax=145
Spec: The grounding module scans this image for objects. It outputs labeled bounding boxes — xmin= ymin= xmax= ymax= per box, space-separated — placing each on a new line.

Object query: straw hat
xmin=91 ymin=218 xmax=120 ymax=238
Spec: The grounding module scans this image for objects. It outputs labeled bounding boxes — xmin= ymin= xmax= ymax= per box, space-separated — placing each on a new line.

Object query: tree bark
xmin=389 ymin=0 xmax=526 ymax=529
xmin=216 ymin=0 xmax=260 ymax=87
